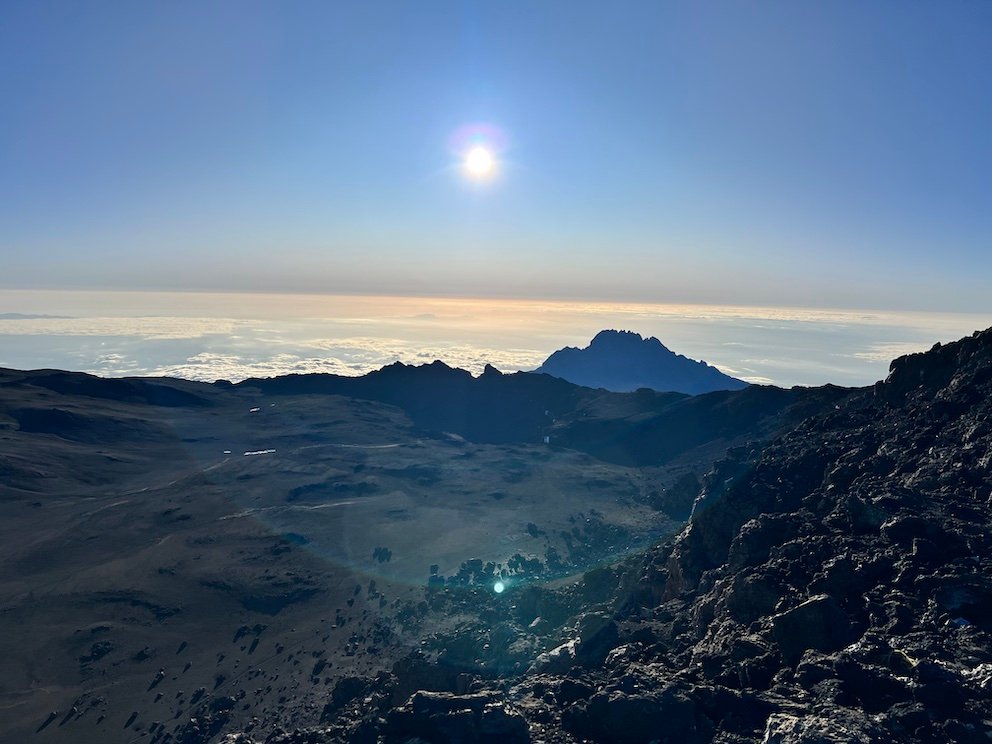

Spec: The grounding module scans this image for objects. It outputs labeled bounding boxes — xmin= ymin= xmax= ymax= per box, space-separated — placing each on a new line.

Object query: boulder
xmin=761 ymin=710 xmax=887 ymax=743
xmin=561 ymin=686 xmax=704 ymax=744
xmin=575 ymin=612 xmax=619 ymax=665
xmin=383 ymin=691 xmax=529 ymax=743
xmin=320 ymin=676 xmax=369 ymax=720
xmin=772 ymin=595 xmax=856 ymax=666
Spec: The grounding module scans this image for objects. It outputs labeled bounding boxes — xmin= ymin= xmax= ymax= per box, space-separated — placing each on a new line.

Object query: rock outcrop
xmin=301 ymin=327 xmax=992 ymax=743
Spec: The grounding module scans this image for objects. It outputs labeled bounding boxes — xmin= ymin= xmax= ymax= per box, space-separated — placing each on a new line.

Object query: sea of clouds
xmin=0 ymin=291 xmax=989 ymax=389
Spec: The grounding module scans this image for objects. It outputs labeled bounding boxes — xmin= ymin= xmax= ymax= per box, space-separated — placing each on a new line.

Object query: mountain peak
xmin=591 ymin=329 xmax=642 ymax=343
xmin=589 ymin=329 xmax=670 ymax=353
xmin=535 ymin=330 xmax=747 ymax=395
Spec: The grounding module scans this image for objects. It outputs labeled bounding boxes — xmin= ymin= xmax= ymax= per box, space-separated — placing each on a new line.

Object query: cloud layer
xmin=0 ymin=291 xmax=989 ymax=388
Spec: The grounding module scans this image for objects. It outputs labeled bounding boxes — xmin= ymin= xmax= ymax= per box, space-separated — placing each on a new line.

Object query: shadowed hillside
xmin=300 ymin=328 xmax=992 ymax=744
xmin=0 ymin=357 xmax=841 ymax=744
xmin=236 ymin=361 xmax=845 ymax=467
xmin=7 ymin=329 xmax=990 ymax=743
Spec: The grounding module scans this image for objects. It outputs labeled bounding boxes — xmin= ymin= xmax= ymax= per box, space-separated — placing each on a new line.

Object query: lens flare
xmin=493 ymin=580 xmax=506 ymax=594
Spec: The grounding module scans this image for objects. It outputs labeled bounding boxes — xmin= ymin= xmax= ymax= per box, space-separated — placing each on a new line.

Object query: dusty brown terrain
xmin=0 ymin=367 xmax=731 ymax=743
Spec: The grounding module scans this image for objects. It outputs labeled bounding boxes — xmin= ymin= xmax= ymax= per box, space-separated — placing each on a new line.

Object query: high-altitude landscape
xmin=2 ymin=328 xmax=991 ymax=743
xmin=0 ymin=335 xmax=832 ymax=743
xmin=4 ymin=3 xmax=991 ymax=743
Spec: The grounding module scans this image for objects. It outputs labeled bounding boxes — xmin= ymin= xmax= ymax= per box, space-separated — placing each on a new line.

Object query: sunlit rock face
xmin=535 ymin=329 xmax=749 ymax=394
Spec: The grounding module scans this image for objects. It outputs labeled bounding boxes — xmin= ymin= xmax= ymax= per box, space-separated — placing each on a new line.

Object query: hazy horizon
xmin=5 ymin=6 xmax=992 ymax=742
xmin=1 ymin=289 xmax=989 ymax=389
xmin=2 ymin=4 xmax=990 ymax=380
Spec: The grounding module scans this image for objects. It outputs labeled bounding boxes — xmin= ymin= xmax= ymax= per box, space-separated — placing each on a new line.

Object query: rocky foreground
xmin=232 ymin=328 xmax=992 ymax=743
xmin=0 ymin=350 xmax=845 ymax=743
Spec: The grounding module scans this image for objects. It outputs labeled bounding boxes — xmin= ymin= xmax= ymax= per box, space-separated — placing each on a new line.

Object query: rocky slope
xmin=1 ymin=360 xmax=838 ymax=744
xmin=270 ymin=328 xmax=992 ymax=743
xmin=7 ymin=329 xmax=991 ymax=743
xmin=535 ymin=330 xmax=748 ymax=394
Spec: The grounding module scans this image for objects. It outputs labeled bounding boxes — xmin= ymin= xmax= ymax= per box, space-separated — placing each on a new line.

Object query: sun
xmin=464 ymin=146 xmax=495 ymax=178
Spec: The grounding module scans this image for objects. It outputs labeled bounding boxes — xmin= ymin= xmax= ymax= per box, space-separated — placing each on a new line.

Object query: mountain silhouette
xmin=535 ymin=329 xmax=748 ymax=394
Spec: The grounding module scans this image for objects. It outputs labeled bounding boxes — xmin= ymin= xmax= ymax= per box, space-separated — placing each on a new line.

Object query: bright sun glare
xmin=465 ymin=146 xmax=495 ymax=178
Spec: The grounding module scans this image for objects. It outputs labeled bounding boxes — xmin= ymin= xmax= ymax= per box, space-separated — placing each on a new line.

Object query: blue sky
xmin=2 ymin=2 xmax=990 ymax=310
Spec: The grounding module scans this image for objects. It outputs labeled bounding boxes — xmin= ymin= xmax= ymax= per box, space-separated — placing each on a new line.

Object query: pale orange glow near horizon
xmin=0 ymin=288 xmax=989 ymax=388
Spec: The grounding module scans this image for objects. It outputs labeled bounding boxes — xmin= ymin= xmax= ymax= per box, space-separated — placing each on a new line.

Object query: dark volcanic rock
xmin=771 ymin=594 xmax=856 ymax=665
xmin=456 ymin=328 xmax=992 ymax=741
xmin=561 ymin=684 xmax=705 ymax=743
xmin=627 ymin=327 xmax=992 ymax=741
xmin=241 ymin=328 xmax=992 ymax=743
xmin=80 ymin=326 xmax=992 ymax=744
xmin=383 ymin=691 xmax=529 ymax=743
xmin=761 ymin=709 xmax=889 ymax=743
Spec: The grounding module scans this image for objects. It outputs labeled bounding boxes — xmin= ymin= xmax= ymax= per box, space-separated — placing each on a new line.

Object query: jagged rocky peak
xmin=880 ymin=327 xmax=992 ymax=404
xmin=535 ymin=329 xmax=748 ymax=395
xmin=590 ymin=328 xmax=667 ymax=349
xmin=373 ymin=359 xmax=471 ymax=380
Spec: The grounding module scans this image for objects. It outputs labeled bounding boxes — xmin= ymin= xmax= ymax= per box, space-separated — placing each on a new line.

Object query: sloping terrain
xmin=0 ymin=361 xmax=832 ymax=743
xmin=237 ymin=361 xmax=846 ymax=468
xmin=292 ymin=329 xmax=992 ymax=743
xmin=550 ymin=382 xmax=848 ymax=467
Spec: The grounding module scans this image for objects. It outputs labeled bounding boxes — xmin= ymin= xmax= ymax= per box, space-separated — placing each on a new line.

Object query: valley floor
xmin=0 ymin=373 xmax=693 ymax=743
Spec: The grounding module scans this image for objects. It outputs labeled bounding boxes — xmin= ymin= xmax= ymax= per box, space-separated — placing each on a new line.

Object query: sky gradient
xmin=2 ymin=2 xmax=990 ymax=311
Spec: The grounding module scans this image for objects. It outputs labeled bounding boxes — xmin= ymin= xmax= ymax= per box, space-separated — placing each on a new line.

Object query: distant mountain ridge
xmin=534 ymin=329 xmax=748 ymax=394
